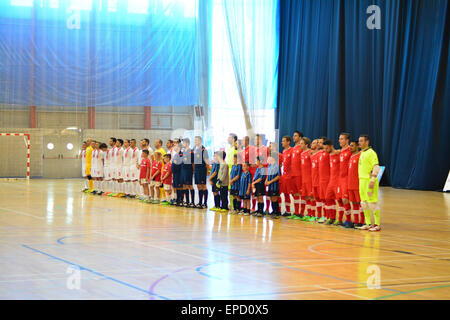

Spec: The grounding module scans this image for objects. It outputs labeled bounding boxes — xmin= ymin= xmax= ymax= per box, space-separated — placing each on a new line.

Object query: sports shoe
xmin=369 ymin=225 xmax=381 ymax=232
xmin=250 ymin=210 xmax=258 ymax=215
xmin=143 ymin=199 xmax=151 ymax=203
xmin=354 ymin=223 xmax=363 ymax=228
xmin=287 ymin=214 xmax=296 ymax=219
xmin=325 ymin=219 xmax=335 ymax=225
xmin=271 ymin=213 xmax=280 ymax=219
xmin=210 ymin=207 xmax=220 ymax=211
xmin=317 ymin=217 xmax=326 ymax=223
xmin=305 ymin=216 xmax=316 ymax=222
xmin=333 ymin=219 xmax=343 ymax=226
xmin=356 ymin=224 xmax=372 ymax=230
xmin=281 ymin=212 xmax=290 ymax=217
xmin=243 ymin=212 xmax=250 ymax=216
xmin=344 ymin=221 xmax=355 ymax=229
xmin=255 ymin=213 xmax=263 ymax=217
xmin=292 ymin=215 xmax=302 ymax=220
xmin=152 ymin=199 xmax=160 ymax=204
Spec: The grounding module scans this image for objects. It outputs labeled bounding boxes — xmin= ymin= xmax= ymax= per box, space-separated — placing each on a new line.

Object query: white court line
xmin=315 ymin=285 xmax=372 ymax=300
xmin=93 ymin=231 xmax=206 ymax=261
xmin=0 ymin=208 xmax=45 ymax=220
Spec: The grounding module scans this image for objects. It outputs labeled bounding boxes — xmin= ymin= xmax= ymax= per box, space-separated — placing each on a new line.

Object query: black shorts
xmin=172 ymin=172 xmax=182 ymax=188
xmin=229 ymin=189 xmax=239 ymax=196
xmin=211 ymin=179 xmax=219 ymax=193
xmin=194 ymin=166 xmax=207 ymax=185
xmin=239 ymin=194 xmax=251 ymax=200
xmin=266 ymin=189 xmax=280 ymax=197
xmin=254 ymin=184 xmax=266 ymax=196
xmin=181 ymin=167 xmax=193 ymax=186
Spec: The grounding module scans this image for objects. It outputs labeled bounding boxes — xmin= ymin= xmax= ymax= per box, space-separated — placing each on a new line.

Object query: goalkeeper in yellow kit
xmin=85 ymin=138 xmax=94 ymax=192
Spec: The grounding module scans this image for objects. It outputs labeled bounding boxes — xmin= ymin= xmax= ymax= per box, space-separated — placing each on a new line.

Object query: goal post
xmin=0 ymin=133 xmax=30 ymax=180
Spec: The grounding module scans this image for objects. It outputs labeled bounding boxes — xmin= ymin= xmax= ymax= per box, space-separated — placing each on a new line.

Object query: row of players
xmin=81 ymin=132 xmax=381 ymax=231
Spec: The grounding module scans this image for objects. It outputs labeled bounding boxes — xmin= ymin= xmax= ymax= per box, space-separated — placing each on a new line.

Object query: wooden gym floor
xmin=0 ymin=179 xmax=449 ymax=300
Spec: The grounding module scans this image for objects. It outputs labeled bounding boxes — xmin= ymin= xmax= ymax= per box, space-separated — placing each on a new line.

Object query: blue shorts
xmin=230 ymin=189 xmax=239 ymax=196
xmin=194 ymin=166 xmax=207 ymax=185
xmin=181 ymin=167 xmax=193 ymax=186
xmin=172 ymin=165 xmax=182 ymax=188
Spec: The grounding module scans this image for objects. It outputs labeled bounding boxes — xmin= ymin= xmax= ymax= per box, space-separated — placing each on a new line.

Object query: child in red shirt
xmin=150 ymin=152 xmax=163 ymax=204
xmin=161 ymin=154 xmax=173 ymax=205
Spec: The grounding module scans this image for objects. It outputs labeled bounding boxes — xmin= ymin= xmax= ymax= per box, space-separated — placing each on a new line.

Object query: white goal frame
xmin=0 ymin=133 xmax=30 ymax=180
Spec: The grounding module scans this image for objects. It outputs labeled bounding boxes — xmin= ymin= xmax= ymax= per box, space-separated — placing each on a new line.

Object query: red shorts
xmin=302 ymin=182 xmax=313 ymax=197
xmin=325 ymin=183 xmax=338 ymax=200
xmin=313 ymin=186 xmax=321 ymax=200
xmin=337 ymin=179 xmax=349 ymax=199
xmin=348 ymin=189 xmax=361 ymax=203
xmin=280 ymin=175 xmax=294 ymax=194
xmin=319 ymin=182 xmax=328 ymax=200
xmin=292 ymin=175 xmax=302 ymax=194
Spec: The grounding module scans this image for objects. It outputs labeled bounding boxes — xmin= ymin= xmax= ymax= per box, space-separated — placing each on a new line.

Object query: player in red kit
xmin=323 ymin=139 xmax=341 ymax=225
xmin=289 ymin=131 xmax=304 ymax=219
xmin=280 ymin=136 xmax=294 ymax=216
xmin=300 ymin=137 xmax=315 ymax=221
xmin=347 ymin=140 xmax=365 ymax=228
xmin=310 ymin=139 xmax=323 ymax=221
xmin=317 ymin=137 xmax=330 ymax=224
xmin=337 ymin=133 xmax=353 ymax=227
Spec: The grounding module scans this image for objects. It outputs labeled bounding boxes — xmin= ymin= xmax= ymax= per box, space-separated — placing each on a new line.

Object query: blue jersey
xmin=266 ymin=163 xmax=280 ymax=192
xmin=239 ymin=171 xmax=252 ymax=197
xmin=193 ymin=145 xmax=209 ymax=168
xmin=230 ymin=164 xmax=242 ymax=191
xmin=210 ymin=162 xmax=220 ymax=180
xmin=253 ymin=166 xmax=266 ymax=186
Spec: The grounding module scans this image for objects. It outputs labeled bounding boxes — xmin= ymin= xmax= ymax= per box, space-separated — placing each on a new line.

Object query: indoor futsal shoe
xmin=369 ymin=225 xmax=381 ymax=232
xmin=356 ymin=224 xmax=372 ymax=230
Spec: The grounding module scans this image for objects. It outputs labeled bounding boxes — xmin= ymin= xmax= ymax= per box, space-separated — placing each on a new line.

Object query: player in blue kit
xmin=239 ymin=162 xmax=252 ymax=216
xmin=181 ymin=138 xmax=195 ymax=207
xmin=265 ymin=155 xmax=281 ymax=218
xmin=193 ymin=136 xmax=209 ymax=209
xmin=229 ymin=154 xmax=242 ymax=214
xmin=252 ymin=156 xmax=266 ymax=217
xmin=209 ymin=153 xmax=221 ymax=211
xmin=171 ymin=139 xmax=184 ymax=206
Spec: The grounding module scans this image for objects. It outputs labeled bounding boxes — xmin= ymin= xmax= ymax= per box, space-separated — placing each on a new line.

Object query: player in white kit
xmin=103 ymin=138 xmax=114 ymax=195
xmin=81 ymin=142 xmax=88 ymax=192
xmin=95 ymin=143 xmax=106 ymax=195
xmin=129 ymin=139 xmax=140 ymax=198
xmin=122 ymin=139 xmax=133 ymax=197
xmin=107 ymin=138 xmax=119 ymax=197
xmin=113 ymin=139 xmax=125 ymax=197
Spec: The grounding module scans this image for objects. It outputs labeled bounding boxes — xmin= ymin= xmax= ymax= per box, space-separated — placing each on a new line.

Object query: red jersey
xmin=329 ymin=153 xmax=340 ymax=186
xmin=240 ymin=145 xmax=257 ymax=165
xmin=339 ymin=146 xmax=352 ymax=179
xmin=300 ymin=149 xmax=312 ymax=183
xmin=311 ymin=151 xmax=320 ymax=187
xmin=151 ymin=160 xmax=163 ymax=182
xmin=161 ymin=162 xmax=172 ymax=185
xmin=281 ymin=148 xmax=293 ymax=176
xmin=291 ymin=145 xmax=303 ymax=177
xmin=318 ymin=150 xmax=330 ymax=183
xmin=139 ymin=158 xmax=151 ymax=179
xmin=347 ymin=153 xmax=360 ymax=190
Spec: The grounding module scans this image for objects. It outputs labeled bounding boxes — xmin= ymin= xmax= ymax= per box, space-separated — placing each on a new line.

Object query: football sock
xmin=265 ymin=198 xmax=270 ymax=212
xmin=272 ymin=201 xmax=279 ymax=214
xmin=252 ymin=198 xmax=257 ymax=211
xmin=316 ymin=201 xmax=323 ymax=218
xmin=300 ymin=199 xmax=306 ymax=215
xmin=229 ymin=195 xmax=234 ymax=209
xmin=88 ymin=179 xmax=93 ymax=191
xmin=258 ymin=202 xmax=264 ymax=213
xmin=214 ymin=194 xmax=220 ymax=208
xmin=203 ymin=190 xmax=208 ymax=205
xmin=190 ymin=189 xmax=195 ymax=204
xmin=363 ymin=209 xmax=372 ymax=225
xmin=293 ymin=196 xmax=300 ymax=214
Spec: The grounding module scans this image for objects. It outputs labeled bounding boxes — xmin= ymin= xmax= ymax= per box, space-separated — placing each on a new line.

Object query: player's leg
xmin=368 ymin=180 xmax=380 ymax=231
xmin=356 ymin=179 xmax=373 ymax=230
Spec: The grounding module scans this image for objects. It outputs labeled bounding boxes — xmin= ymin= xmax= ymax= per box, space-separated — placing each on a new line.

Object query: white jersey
xmin=130 ymin=147 xmax=139 ymax=167
xmin=91 ymin=149 xmax=98 ymax=176
xmin=123 ymin=147 xmax=132 ymax=166
xmin=110 ymin=146 xmax=118 ymax=167
xmin=115 ymin=147 xmax=124 ymax=167
xmin=96 ymin=150 xmax=104 ymax=177
xmin=104 ymin=148 xmax=112 ymax=168
xmin=81 ymin=150 xmax=86 ymax=177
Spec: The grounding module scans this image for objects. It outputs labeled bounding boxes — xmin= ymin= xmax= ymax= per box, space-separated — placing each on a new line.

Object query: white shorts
xmin=104 ymin=167 xmax=111 ymax=181
xmin=163 ymin=184 xmax=172 ymax=192
xmin=91 ymin=166 xmax=98 ymax=178
xmin=82 ymin=165 xmax=86 ymax=178
xmin=97 ymin=166 xmax=104 ymax=178
xmin=115 ymin=167 xmax=123 ymax=180
xmin=129 ymin=165 xmax=139 ymax=181
xmin=123 ymin=166 xmax=130 ymax=180
xmin=150 ymin=181 xmax=161 ymax=188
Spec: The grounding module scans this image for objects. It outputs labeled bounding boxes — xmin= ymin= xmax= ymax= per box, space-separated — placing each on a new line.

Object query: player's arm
xmin=368 ymin=164 xmax=380 ymax=190
xmin=246 ymin=178 xmax=251 ymax=195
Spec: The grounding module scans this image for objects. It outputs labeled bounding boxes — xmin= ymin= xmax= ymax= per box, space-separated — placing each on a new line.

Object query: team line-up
xmin=81 ymin=132 xmax=382 ymax=232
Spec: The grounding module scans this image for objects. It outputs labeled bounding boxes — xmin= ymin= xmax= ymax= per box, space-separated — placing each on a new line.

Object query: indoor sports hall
xmin=0 ymin=0 xmax=449 ymax=301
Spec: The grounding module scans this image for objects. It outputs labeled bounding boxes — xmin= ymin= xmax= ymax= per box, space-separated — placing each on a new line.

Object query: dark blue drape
xmin=277 ymin=0 xmax=450 ymax=190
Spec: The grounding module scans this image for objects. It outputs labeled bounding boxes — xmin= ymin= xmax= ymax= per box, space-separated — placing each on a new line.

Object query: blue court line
xmin=21 ymin=244 xmax=170 ymax=300
xmin=143 ymin=235 xmax=404 ymax=294
xmin=55 ymin=235 xmax=193 ymax=299
xmin=57 ymin=235 xmax=82 ymax=244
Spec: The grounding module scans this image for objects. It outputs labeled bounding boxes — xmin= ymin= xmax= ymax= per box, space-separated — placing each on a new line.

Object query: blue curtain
xmin=0 ymin=1 xmax=199 ymax=107
xmin=277 ymin=0 xmax=450 ymax=190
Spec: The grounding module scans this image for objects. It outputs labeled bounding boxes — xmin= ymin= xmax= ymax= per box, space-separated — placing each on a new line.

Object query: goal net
xmin=0 ymin=133 xmax=30 ymax=180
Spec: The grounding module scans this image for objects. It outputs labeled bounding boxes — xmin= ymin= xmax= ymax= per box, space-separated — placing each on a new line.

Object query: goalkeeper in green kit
xmin=357 ymin=134 xmax=381 ymax=232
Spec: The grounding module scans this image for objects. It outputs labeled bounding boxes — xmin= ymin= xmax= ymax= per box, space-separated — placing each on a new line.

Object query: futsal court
xmin=1 ymin=179 xmax=449 ymax=300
